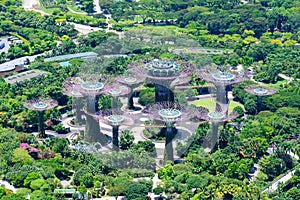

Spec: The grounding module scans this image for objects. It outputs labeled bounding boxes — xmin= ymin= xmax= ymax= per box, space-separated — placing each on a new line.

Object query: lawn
xmin=189 ymin=98 xmax=244 ymax=113
xmin=264 ymin=80 xmax=287 ymax=89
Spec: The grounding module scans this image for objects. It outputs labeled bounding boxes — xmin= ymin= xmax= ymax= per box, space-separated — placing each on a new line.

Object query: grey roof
xmin=44 ymin=52 xmax=98 ymax=62
xmin=4 ymin=69 xmax=49 ymax=84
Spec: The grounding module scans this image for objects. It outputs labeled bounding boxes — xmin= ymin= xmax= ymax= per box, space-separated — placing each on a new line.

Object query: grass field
xmin=264 ymin=80 xmax=287 ymax=89
xmin=189 ymin=98 xmax=244 ymax=113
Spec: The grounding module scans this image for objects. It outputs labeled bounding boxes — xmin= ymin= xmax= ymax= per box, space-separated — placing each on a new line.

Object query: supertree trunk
xmin=74 ymin=97 xmax=84 ymax=125
xmin=257 ymin=96 xmax=263 ymax=112
xmin=155 ymin=84 xmax=174 ymax=103
xmin=38 ymin=111 xmax=45 ymax=138
xmin=112 ymin=125 xmax=119 ymax=151
xmin=164 ymin=123 xmax=174 ymax=163
xmin=216 ymin=85 xmax=227 ymax=106
xmin=211 ymin=122 xmax=219 ymax=152
xmin=85 ymin=96 xmax=108 ymax=145
xmin=128 ymin=91 xmax=135 ymax=110
xmin=112 ymin=97 xmax=118 ymax=110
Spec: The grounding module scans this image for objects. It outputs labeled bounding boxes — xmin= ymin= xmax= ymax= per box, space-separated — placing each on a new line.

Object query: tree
xmin=108 ymin=177 xmax=133 ymax=197
xmin=16 ymin=188 xmax=31 ymax=199
xmin=259 ymin=155 xmax=286 ymax=180
xmin=233 ymin=106 xmax=245 ymax=117
xmin=51 ymin=138 xmax=70 ymax=157
xmin=125 ymin=182 xmax=149 ymax=200
xmin=0 ymin=194 xmax=26 ymax=200
xmin=225 ymin=159 xmax=253 ymax=180
xmin=24 ymin=172 xmax=40 ymax=188
xmin=157 ymin=164 xmax=174 ymax=180
xmin=133 ymin=140 xmax=156 ymax=156
xmin=30 ymin=190 xmax=53 ymax=200
xmin=30 ymin=179 xmax=46 ymax=190
xmin=0 ymin=187 xmax=5 ymax=199
xmin=119 ymin=130 xmax=134 ymax=150
xmin=245 ymin=98 xmax=257 ymax=114
xmin=73 ymin=166 xmax=93 ymax=186
xmin=138 ymin=87 xmax=155 ymax=106
xmin=11 ymin=148 xmax=33 ymax=165
xmin=233 ymin=185 xmax=269 ymax=200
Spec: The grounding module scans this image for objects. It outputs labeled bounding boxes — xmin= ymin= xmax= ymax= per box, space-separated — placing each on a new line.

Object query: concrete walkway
xmin=94 ymin=0 xmax=102 ymax=14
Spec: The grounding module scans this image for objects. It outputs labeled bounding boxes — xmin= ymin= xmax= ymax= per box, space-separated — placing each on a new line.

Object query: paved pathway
xmin=68 ymin=22 xmax=102 ymax=35
xmin=94 ymin=0 xmax=102 ymax=14
xmin=22 ymin=0 xmax=50 ymax=15
xmin=278 ymin=73 xmax=295 ymax=83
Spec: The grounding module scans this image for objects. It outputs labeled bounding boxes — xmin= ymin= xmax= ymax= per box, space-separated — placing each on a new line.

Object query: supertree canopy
xmin=62 ymin=77 xmax=84 ymax=126
xmin=115 ymin=73 xmax=145 ymax=110
xmin=94 ymin=109 xmax=135 ymax=150
xmin=24 ymin=98 xmax=58 ymax=138
xmin=145 ymin=102 xmax=196 ymax=162
xmin=244 ymin=84 xmax=277 ymax=111
xmin=198 ymin=65 xmax=249 ymax=108
xmin=196 ymin=104 xmax=238 ymax=151
xmin=104 ymin=84 xmax=131 ymax=109
xmin=128 ymin=59 xmax=193 ymax=103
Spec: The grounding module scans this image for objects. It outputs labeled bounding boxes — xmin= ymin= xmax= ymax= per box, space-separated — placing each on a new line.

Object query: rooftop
xmin=4 ymin=70 xmax=48 ymax=84
xmin=44 ymin=52 xmax=98 ymax=62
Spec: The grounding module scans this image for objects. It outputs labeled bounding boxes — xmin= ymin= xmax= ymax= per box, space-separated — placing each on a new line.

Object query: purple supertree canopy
xmin=104 ymin=84 xmax=131 ymax=97
xmin=94 ymin=109 xmax=136 ymax=126
xmin=195 ymin=105 xmax=239 ymax=122
xmin=79 ymin=80 xmax=112 ymax=97
xmin=24 ymin=98 xmax=58 ymax=111
xmin=115 ymin=73 xmax=145 ymax=87
xmin=128 ymin=59 xmax=194 ymax=87
xmin=197 ymin=64 xmax=249 ymax=86
xmin=144 ymin=102 xmax=196 ymax=123
xmin=62 ymin=77 xmax=84 ymax=98
xmin=244 ymin=84 xmax=277 ymax=96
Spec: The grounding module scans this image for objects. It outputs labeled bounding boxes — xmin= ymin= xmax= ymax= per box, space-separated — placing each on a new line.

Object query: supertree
xmin=197 ymin=65 xmax=249 ymax=110
xmin=24 ymin=98 xmax=58 ymax=138
xmin=94 ymin=109 xmax=135 ymax=150
xmin=244 ymin=84 xmax=277 ymax=112
xmin=115 ymin=74 xmax=145 ymax=110
xmin=80 ymin=80 xmax=111 ymax=144
xmin=144 ymin=102 xmax=196 ymax=162
xmin=128 ymin=59 xmax=193 ymax=103
xmin=62 ymin=77 xmax=84 ymax=125
xmin=77 ymin=57 xmax=115 ymax=144
xmin=104 ymin=84 xmax=131 ymax=109
xmin=196 ymin=104 xmax=238 ymax=151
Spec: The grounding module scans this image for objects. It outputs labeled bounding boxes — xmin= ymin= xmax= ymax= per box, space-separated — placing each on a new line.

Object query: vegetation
xmin=0 ymin=0 xmax=299 ymax=199
xmin=190 ymin=97 xmax=245 ymax=113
